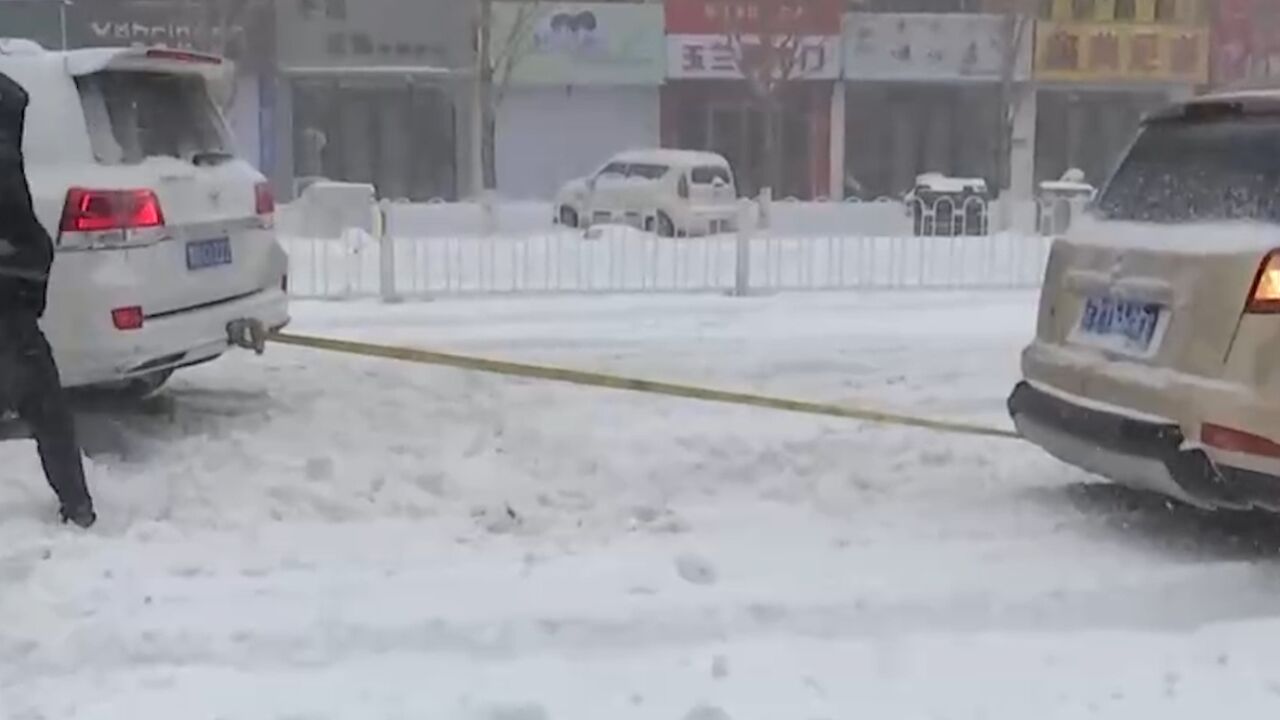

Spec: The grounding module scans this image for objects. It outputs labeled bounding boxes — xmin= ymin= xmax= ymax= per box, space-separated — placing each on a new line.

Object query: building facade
xmin=1032 ymin=0 xmax=1210 ymax=188
xmin=492 ymin=2 xmax=665 ymax=200
xmin=841 ymin=10 xmax=1034 ymax=200
xmin=661 ymin=0 xmax=843 ymax=200
xmin=1212 ymin=0 xmax=1280 ymax=86
xmin=274 ymin=0 xmax=474 ymax=201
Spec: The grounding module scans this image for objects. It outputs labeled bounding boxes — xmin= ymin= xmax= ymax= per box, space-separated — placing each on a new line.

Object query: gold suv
xmin=1010 ymin=89 xmax=1280 ymax=511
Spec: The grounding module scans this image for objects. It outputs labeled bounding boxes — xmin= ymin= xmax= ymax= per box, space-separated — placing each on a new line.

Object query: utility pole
xmin=471 ymin=0 xmax=491 ymax=201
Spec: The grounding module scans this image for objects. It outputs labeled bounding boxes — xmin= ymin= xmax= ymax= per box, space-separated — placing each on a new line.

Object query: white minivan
xmin=553 ymin=149 xmax=739 ymax=237
xmin=0 ymin=39 xmax=289 ymax=397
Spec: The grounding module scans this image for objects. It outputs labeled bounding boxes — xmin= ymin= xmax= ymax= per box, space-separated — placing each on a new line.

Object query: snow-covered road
xmin=5 ymin=291 xmax=1280 ymax=719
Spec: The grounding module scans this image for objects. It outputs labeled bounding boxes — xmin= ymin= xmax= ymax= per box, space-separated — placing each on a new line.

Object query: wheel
xmin=656 ymin=211 xmax=675 ymax=238
xmin=558 ymin=205 xmax=580 ymax=228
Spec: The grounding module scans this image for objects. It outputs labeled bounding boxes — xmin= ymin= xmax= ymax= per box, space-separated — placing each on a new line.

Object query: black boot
xmin=60 ymin=502 xmax=96 ymax=529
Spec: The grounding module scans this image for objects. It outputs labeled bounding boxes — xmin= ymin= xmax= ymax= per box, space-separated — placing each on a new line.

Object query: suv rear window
xmin=76 ymin=72 xmax=230 ymax=165
xmin=692 ymin=166 xmax=732 ymax=185
xmin=1098 ymin=116 xmax=1280 ymax=224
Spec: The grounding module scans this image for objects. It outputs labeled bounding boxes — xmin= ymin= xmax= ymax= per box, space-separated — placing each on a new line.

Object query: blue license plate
xmin=186 ymin=237 xmax=232 ymax=270
xmin=1079 ymin=296 xmax=1163 ymax=352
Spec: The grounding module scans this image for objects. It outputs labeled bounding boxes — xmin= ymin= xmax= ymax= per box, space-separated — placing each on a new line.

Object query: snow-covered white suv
xmin=1010 ymin=88 xmax=1280 ymax=512
xmin=553 ymin=149 xmax=738 ymax=237
xmin=0 ymin=40 xmax=289 ymax=396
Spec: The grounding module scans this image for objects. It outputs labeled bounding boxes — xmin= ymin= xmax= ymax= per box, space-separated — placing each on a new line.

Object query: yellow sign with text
xmin=1034 ymin=22 xmax=1209 ymax=84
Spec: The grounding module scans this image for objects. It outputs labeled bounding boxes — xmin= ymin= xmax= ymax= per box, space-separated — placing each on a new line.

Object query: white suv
xmin=553 ymin=149 xmax=739 ymax=237
xmin=0 ymin=40 xmax=289 ymax=396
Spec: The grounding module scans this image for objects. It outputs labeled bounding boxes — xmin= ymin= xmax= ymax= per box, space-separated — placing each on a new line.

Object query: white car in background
xmin=0 ymin=39 xmax=289 ymax=397
xmin=553 ymin=149 xmax=738 ymax=237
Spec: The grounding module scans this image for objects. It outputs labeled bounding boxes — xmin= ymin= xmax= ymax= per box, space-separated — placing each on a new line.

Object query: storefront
xmin=274 ymin=0 xmax=473 ymax=201
xmin=1033 ymin=0 xmax=1209 ymax=188
xmin=1212 ymin=0 xmax=1280 ymax=86
xmin=661 ymin=0 xmax=842 ymax=200
xmin=492 ymin=2 xmax=665 ymax=200
xmin=841 ymin=11 xmax=1034 ymax=200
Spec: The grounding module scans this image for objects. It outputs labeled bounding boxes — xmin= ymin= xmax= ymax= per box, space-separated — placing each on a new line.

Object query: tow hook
xmin=226 ymin=318 xmax=267 ymax=355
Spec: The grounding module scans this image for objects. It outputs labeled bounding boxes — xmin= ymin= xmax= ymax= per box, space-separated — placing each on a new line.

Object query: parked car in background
xmin=553 ymin=149 xmax=738 ymax=237
xmin=0 ymin=39 xmax=289 ymax=397
xmin=1009 ymin=87 xmax=1280 ymax=512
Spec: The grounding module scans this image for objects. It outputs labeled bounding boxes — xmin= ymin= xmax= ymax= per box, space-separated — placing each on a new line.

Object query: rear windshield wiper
xmin=191 ymin=150 xmax=235 ymax=166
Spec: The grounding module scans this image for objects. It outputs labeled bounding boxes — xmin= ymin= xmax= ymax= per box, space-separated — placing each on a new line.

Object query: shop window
xmin=292 ymin=81 xmax=458 ymax=201
xmin=1113 ymin=0 xmax=1136 ymax=20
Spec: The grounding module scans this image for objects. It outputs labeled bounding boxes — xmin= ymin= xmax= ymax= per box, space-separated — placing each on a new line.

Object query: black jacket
xmin=0 ymin=71 xmax=53 ymax=317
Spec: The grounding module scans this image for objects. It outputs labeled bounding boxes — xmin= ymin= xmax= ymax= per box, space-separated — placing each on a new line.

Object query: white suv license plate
xmin=1077 ymin=296 xmax=1164 ymax=354
xmin=187 ymin=237 xmax=233 ymax=271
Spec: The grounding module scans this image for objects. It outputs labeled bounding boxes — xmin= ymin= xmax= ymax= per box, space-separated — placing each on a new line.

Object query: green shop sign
xmin=492 ymin=2 xmax=665 ymax=87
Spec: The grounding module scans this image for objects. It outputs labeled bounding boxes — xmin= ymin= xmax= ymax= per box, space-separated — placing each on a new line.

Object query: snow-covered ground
xmin=6 ymin=291 xmax=1280 ymax=719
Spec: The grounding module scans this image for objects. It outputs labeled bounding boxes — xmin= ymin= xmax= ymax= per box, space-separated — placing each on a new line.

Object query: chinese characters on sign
xmin=664 ymin=0 xmax=841 ymax=35
xmin=842 ymin=13 xmax=1031 ymax=82
xmin=277 ymin=0 xmax=468 ymax=71
xmin=666 ymin=34 xmax=839 ymax=79
xmin=1035 ymin=22 xmax=1208 ymax=82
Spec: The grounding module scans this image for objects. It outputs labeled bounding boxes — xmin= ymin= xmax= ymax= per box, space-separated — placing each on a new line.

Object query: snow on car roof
xmin=611 ymin=149 xmax=730 ymax=167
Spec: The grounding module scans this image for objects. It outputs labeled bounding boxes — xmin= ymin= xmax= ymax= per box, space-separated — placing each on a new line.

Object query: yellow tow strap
xmin=270 ymin=332 xmax=1022 ymax=441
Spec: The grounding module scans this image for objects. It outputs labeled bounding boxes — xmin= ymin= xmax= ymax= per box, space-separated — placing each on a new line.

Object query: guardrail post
xmin=377 ymin=199 xmax=400 ymax=303
xmin=733 ymin=198 xmax=755 ymax=297
xmin=756 ymin=187 xmax=772 ymax=231
xmin=480 ymin=190 xmax=498 ymax=237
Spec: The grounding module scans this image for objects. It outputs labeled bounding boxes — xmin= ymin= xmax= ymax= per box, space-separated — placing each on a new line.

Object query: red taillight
xmin=1202 ymin=423 xmax=1280 ymax=459
xmin=1246 ymin=250 xmax=1280 ymax=314
xmin=61 ymin=188 xmax=165 ymax=233
xmin=111 ymin=306 xmax=144 ymax=331
xmin=255 ymin=182 xmax=275 ymax=215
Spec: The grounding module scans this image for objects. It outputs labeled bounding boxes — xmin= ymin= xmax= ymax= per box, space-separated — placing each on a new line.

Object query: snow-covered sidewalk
xmin=5 ymin=292 xmax=1280 ymax=719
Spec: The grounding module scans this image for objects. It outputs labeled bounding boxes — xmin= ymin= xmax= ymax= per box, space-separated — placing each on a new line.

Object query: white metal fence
xmin=278 ymin=198 xmax=1057 ymax=300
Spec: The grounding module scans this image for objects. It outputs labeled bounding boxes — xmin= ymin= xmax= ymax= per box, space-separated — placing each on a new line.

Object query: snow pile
xmin=2 ymin=292 xmax=1280 ymax=718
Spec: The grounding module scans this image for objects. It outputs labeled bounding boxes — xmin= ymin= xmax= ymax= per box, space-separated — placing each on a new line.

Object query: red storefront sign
xmin=664 ymin=0 xmax=841 ymax=36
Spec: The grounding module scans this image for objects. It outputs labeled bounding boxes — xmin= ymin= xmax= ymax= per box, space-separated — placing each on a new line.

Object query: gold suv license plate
xmin=1077 ymin=296 xmax=1165 ymax=355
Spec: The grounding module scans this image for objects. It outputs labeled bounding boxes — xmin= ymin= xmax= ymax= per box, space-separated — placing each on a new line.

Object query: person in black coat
xmin=0 ymin=70 xmax=94 ymax=528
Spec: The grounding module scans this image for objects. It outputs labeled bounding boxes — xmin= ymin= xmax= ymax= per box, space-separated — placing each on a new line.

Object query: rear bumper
xmin=55 ymin=286 xmax=290 ymax=389
xmin=1007 ymin=381 xmax=1280 ymax=510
